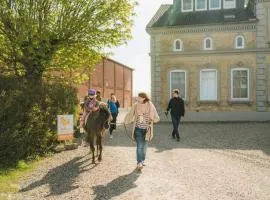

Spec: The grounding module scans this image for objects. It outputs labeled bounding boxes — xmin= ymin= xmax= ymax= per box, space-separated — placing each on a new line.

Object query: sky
xmin=110 ymin=0 xmax=173 ymax=95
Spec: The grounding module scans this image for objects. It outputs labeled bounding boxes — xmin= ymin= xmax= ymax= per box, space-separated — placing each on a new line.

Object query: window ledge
xmin=197 ymin=100 xmax=220 ymax=105
xmin=228 ymin=99 xmax=253 ymax=105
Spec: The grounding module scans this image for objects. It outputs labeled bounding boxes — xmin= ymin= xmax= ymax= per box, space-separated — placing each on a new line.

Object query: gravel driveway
xmin=9 ymin=121 xmax=270 ymax=200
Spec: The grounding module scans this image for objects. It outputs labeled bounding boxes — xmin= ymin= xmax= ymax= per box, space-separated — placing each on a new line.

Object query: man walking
xmin=166 ymin=89 xmax=185 ymax=142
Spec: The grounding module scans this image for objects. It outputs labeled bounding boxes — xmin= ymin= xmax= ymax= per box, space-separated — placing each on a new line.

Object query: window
xmin=182 ymin=0 xmax=193 ymax=12
xmin=200 ymin=70 xmax=217 ymax=100
xmin=235 ymin=35 xmax=245 ymax=49
xmin=173 ymin=39 xmax=183 ymax=51
xmin=204 ymin=37 xmax=213 ymax=50
xmin=223 ymin=0 xmax=236 ymax=9
xmin=231 ymin=68 xmax=249 ymax=100
xmin=210 ymin=0 xmax=221 ymax=10
xmin=170 ymin=70 xmax=186 ymax=99
xmin=196 ymin=0 xmax=207 ymax=10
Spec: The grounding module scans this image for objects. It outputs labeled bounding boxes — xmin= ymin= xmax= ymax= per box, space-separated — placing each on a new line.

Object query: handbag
xmin=145 ymin=125 xmax=152 ymax=141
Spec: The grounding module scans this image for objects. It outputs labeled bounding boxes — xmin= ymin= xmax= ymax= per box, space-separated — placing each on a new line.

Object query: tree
xmin=0 ymin=0 xmax=136 ymax=82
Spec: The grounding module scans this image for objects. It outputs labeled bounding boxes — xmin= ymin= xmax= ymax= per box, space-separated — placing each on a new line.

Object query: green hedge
xmin=0 ymin=76 xmax=78 ymax=167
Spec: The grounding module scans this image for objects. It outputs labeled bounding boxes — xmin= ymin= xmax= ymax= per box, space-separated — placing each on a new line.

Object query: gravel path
xmin=9 ymin=121 xmax=270 ymax=200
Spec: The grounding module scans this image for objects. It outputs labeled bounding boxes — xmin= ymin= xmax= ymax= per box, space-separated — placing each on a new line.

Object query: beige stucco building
xmin=147 ymin=0 xmax=270 ymax=121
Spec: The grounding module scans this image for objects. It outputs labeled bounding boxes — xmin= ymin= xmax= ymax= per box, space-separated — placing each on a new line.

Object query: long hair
xmin=138 ymin=92 xmax=150 ymax=103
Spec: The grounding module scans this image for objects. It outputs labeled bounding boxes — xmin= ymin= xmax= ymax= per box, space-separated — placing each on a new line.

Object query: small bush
xmin=0 ymin=76 xmax=78 ymax=167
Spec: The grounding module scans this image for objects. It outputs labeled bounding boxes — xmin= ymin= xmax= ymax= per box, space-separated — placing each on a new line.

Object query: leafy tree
xmin=0 ymin=0 xmax=136 ymax=82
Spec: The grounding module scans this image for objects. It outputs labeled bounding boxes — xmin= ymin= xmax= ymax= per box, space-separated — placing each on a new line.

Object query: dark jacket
xmin=167 ymin=97 xmax=185 ymax=117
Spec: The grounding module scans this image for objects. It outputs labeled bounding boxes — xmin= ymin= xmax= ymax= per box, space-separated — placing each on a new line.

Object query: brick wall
xmin=76 ymin=58 xmax=133 ymax=108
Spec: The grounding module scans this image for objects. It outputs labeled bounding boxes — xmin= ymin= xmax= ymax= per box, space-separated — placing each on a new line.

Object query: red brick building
xmin=77 ymin=58 xmax=133 ymax=108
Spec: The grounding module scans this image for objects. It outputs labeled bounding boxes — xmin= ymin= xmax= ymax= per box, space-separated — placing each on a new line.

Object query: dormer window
xmin=235 ymin=35 xmax=245 ymax=49
xmin=196 ymin=0 xmax=207 ymax=11
xmin=204 ymin=37 xmax=213 ymax=50
xmin=210 ymin=0 xmax=221 ymax=10
xmin=181 ymin=0 xmax=193 ymax=12
xmin=173 ymin=39 xmax=183 ymax=51
xmin=223 ymin=0 xmax=236 ymax=9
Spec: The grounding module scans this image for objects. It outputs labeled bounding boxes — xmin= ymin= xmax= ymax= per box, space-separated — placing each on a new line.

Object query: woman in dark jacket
xmin=108 ymin=94 xmax=120 ymax=138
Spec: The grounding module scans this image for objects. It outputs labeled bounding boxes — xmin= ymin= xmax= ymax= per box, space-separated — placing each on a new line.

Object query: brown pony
xmin=84 ymin=104 xmax=110 ymax=164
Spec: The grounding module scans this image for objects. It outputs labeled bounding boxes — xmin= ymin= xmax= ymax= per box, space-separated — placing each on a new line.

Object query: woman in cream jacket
xmin=124 ymin=92 xmax=160 ymax=170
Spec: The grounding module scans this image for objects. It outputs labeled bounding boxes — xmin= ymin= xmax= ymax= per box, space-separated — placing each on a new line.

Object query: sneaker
xmin=137 ymin=163 xmax=143 ymax=171
xmin=142 ymin=161 xmax=146 ymax=166
xmin=177 ymin=138 xmax=180 ymax=142
xmin=109 ymin=135 xmax=113 ymax=139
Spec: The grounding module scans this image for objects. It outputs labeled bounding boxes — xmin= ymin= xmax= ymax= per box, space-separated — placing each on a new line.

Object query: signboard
xmin=57 ymin=115 xmax=74 ymax=141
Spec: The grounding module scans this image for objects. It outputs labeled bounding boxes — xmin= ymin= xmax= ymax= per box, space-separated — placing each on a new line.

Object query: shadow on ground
xmin=104 ymin=122 xmax=270 ymax=156
xmin=92 ymin=170 xmax=140 ymax=200
xmin=20 ymin=155 xmax=96 ymax=197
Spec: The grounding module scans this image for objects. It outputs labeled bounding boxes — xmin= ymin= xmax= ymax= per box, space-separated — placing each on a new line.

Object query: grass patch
xmin=0 ymin=156 xmax=51 ymax=195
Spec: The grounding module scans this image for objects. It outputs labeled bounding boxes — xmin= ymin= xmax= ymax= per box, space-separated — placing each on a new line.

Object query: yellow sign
xmin=57 ymin=115 xmax=74 ymax=141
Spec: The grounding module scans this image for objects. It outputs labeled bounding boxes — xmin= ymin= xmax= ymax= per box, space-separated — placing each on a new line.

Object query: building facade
xmin=77 ymin=58 xmax=133 ymax=108
xmin=147 ymin=0 xmax=270 ymax=121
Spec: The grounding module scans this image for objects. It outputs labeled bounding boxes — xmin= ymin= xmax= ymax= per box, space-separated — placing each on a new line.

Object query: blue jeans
xmin=134 ymin=127 xmax=148 ymax=164
xmin=171 ymin=114 xmax=181 ymax=139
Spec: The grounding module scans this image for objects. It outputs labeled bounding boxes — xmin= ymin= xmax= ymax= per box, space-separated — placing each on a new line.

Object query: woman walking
xmin=108 ymin=94 xmax=120 ymax=139
xmin=124 ymin=92 xmax=159 ymax=171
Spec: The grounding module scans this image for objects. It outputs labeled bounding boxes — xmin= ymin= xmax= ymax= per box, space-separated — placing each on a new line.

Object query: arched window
xmin=223 ymin=0 xmax=236 ymax=9
xmin=170 ymin=70 xmax=187 ymax=99
xmin=173 ymin=39 xmax=183 ymax=51
xmin=231 ymin=68 xmax=249 ymax=100
xmin=204 ymin=37 xmax=213 ymax=50
xmin=235 ymin=35 xmax=245 ymax=49
xmin=200 ymin=69 xmax=218 ymax=100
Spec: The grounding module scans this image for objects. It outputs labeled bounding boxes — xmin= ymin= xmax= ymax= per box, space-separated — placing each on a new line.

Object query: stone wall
xmin=159 ymin=54 xmax=257 ymax=112
xmin=156 ymin=32 xmax=256 ymax=52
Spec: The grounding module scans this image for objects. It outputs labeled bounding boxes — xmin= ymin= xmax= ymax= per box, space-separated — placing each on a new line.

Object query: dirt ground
xmin=7 ymin=121 xmax=270 ymax=200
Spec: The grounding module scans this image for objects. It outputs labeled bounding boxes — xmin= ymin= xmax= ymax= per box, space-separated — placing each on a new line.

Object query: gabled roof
xmin=150 ymin=5 xmax=256 ymax=28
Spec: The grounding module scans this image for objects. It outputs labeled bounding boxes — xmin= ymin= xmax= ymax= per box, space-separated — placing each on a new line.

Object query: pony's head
xmin=99 ymin=103 xmax=111 ymax=128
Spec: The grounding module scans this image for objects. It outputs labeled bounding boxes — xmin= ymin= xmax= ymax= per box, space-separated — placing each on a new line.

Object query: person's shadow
xmin=92 ymin=170 xmax=140 ymax=200
xmin=20 ymin=156 xmax=94 ymax=197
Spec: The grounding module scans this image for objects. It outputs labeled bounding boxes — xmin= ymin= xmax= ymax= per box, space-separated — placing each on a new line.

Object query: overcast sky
xmin=110 ymin=0 xmax=173 ymax=96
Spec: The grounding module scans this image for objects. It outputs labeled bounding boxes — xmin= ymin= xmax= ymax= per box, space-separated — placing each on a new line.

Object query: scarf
xmin=136 ymin=101 xmax=155 ymax=121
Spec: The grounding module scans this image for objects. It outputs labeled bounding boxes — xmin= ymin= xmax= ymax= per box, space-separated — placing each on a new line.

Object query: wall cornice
xmin=149 ymin=48 xmax=270 ymax=56
xmin=147 ymin=23 xmax=257 ymax=35
xmin=256 ymin=0 xmax=270 ymax=2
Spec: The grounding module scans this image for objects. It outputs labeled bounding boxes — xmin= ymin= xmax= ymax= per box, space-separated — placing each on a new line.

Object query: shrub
xmin=0 ymin=76 xmax=78 ymax=167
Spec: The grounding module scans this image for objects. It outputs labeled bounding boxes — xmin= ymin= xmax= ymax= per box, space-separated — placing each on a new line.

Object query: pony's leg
xmin=97 ymin=135 xmax=103 ymax=162
xmin=96 ymin=140 xmax=99 ymax=157
xmin=89 ymin=139 xmax=95 ymax=164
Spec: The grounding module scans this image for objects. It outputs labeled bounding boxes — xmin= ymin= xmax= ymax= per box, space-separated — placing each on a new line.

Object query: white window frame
xmin=223 ymin=0 xmax=236 ymax=9
xmin=209 ymin=0 xmax=221 ymax=10
xmin=235 ymin=35 xmax=245 ymax=49
xmin=200 ymin=69 xmax=218 ymax=100
xmin=173 ymin=39 xmax=183 ymax=51
xmin=181 ymin=0 xmax=193 ymax=12
xmin=204 ymin=37 xmax=213 ymax=50
xmin=195 ymin=0 xmax=207 ymax=11
xmin=170 ymin=70 xmax=187 ymax=100
xmin=231 ymin=68 xmax=250 ymax=100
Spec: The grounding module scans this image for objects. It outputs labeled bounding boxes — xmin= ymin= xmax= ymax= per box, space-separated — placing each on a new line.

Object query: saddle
xmin=84 ymin=108 xmax=100 ymax=126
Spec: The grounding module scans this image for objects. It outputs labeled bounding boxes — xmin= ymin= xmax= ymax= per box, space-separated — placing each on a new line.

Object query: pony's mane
xmin=99 ymin=103 xmax=110 ymax=119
